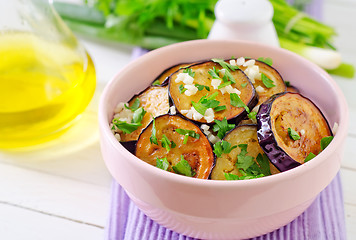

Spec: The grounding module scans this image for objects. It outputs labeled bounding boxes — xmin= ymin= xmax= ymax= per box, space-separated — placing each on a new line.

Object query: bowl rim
xmin=99 ymin=39 xmax=349 ymax=188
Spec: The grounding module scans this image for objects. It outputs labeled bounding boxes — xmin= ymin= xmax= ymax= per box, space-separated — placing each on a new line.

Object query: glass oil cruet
xmin=0 ymin=0 xmax=96 ymax=149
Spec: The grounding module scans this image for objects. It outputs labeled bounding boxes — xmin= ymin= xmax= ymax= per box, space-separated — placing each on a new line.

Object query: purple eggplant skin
xmin=120 ymin=141 xmax=137 ymax=154
xmin=256 ymin=93 xmax=302 ymax=172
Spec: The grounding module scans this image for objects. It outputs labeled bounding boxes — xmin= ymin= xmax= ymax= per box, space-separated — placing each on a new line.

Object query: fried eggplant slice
xmin=169 ymin=60 xmax=257 ymax=124
xmin=114 ymin=86 xmax=169 ymax=143
xmin=240 ymin=59 xmax=286 ymax=105
xmin=257 ymin=92 xmax=332 ymax=172
xmin=210 ymin=125 xmax=279 ymax=180
xmin=152 ymin=63 xmax=192 ymax=86
xmin=135 ymin=114 xmax=215 ymax=179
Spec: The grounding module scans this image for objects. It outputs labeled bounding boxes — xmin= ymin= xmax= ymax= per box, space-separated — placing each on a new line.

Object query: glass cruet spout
xmin=0 ymin=0 xmax=96 ymax=149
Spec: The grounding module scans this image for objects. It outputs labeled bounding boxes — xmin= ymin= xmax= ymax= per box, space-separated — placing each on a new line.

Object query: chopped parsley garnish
xmin=241 ymin=83 xmax=248 ymax=88
xmin=212 ymin=117 xmax=235 ymax=139
xmin=152 ymin=79 xmax=161 ymax=86
xmin=211 ymin=58 xmax=238 ymax=84
xmin=172 ymin=155 xmax=196 ymax=177
xmin=236 ymin=144 xmax=255 ymax=171
xmin=257 ymin=57 xmax=273 ymax=66
xmin=183 ymin=68 xmax=195 ymax=78
xmin=288 ymin=128 xmax=301 ymax=141
xmin=261 ymin=73 xmax=276 ymax=88
xmin=156 ymin=157 xmax=169 ymax=171
xmin=230 ymin=93 xmax=249 ymax=112
xmin=217 ymin=81 xmax=232 ymax=89
xmin=160 ymin=134 xmax=176 ymax=152
xmin=247 ymin=111 xmax=257 ymax=120
xmin=132 ymin=107 xmax=146 ymax=124
xmin=195 ymin=83 xmax=210 ymax=91
xmin=179 ymin=84 xmax=187 ymax=93
xmin=150 ymin=118 xmax=158 ymax=145
xmin=214 ymin=105 xmax=226 ymax=112
xmin=304 ymin=152 xmax=316 ymax=163
xmin=175 ymin=128 xmax=200 ymax=144
xmin=124 ymin=98 xmax=140 ymax=112
xmin=208 ymin=67 xmax=220 ymax=79
xmin=111 ymin=119 xmax=142 ymax=134
xmin=256 ymin=153 xmax=271 ymax=176
xmin=224 ymin=172 xmax=264 ymax=180
xmin=320 ymin=136 xmax=333 ymax=150
xmin=192 ymin=92 xmax=222 ymax=115
xmin=213 ymin=140 xmax=237 ymax=157
xmin=285 ymin=81 xmax=291 ymax=87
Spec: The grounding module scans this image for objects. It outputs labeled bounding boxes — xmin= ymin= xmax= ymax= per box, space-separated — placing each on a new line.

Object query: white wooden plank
xmin=0 ymin=203 xmax=104 ymax=240
xmin=0 ymin=163 xmax=110 ymax=227
xmin=340 ymin=168 xmax=356 ymax=205
xmin=345 ymin=203 xmax=356 ymax=239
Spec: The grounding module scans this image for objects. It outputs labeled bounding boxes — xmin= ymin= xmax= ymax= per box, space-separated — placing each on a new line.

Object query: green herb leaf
xmin=195 ymin=83 xmax=210 ymax=91
xmin=175 ymin=128 xmax=200 ymax=144
xmin=179 ymin=84 xmax=187 ymax=93
xmin=241 ymin=83 xmax=248 ymax=88
xmin=214 ymin=105 xmax=226 ymax=112
xmin=288 ymin=128 xmax=301 ymax=141
xmin=208 ymin=67 xmax=221 ymax=79
xmin=112 ymin=119 xmax=141 ymax=134
xmin=172 ymin=155 xmax=196 ymax=177
xmin=212 ymin=117 xmax=235 ymax=139
xmin=261 ymin=73 xmax=276 ymax=88
xmin=160 ymin=134 xmax=175 ymax=152
xmin=285 ymin=81 xmax=291 ymax=87
xmin=320 ymin=136 xmax=333 ymax=150
xmin=257 ymin=57 xmax=273 ymax=66
xmin=213 ymin=140 xmax=237 ymax=157
xmin=152 ymin=79 xmax=161 ymax=86
xmin=192 ymin=93 xmax=220 ymax=115
xmin=156 ymin=157 xmax=169 ymax=171
xmin=217 ymin=81 xmax=232 ymax=89
xmin=236 ymin=144 xmax=255 ymax=171
xmin=132 ymin=107 xmax=146 ymax=124
xmin=230 ymin=93 xmax=250 ymax=113
xmin=224 ymin=173 xmax=240 ymax=180
xmin=183 ymin=68 xmax=195 ymax=78
xmin=124 ymin=98 xmax=140 ymax=112
xmin=256 ymin=153 xmax=271 ymax=176
xmin=248 ymin=111 xmax=257 ymax=120
xmin=304 ymin=152 xmax=316 ymax=163
xmin=211 ymin=58 xmax=237 ymax=84
xmin=150 ymin=118 xmax=158 ymax=145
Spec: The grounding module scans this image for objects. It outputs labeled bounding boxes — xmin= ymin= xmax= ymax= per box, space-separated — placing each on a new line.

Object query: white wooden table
xmin=0 ymin=0 xmax=355 ymax=239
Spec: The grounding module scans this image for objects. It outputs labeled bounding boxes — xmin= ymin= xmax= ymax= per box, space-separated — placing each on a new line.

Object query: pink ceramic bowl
xmin=98 ymin=40 xmax=348 ymax=240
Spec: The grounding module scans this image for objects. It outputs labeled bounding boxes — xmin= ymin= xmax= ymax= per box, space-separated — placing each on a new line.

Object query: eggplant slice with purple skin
xmin=169 ymin=60 xmax=257 ymax=124
xmin=135 ymin=114 xmax=215 ymax=179
xmin=240 ymin=59 xmax=286 ymax=106
xmin=210 ymin=124 xmax=279 ymax=180
xmin=112 ymin=86 xmax=170 ymax=153
xmin=257 ymin=92 xmax=332 ymax=172
xmin=152 ymin=63 xmax=192 ymax=86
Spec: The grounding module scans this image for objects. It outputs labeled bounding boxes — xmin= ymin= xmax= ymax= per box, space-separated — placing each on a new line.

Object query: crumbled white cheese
xmin=236 ymin=57 xmax=245 ymax=66
xmin=243 ymin=59 xmax=256 ymax=67
xmin=113 ymin=102 xmax=134 ymax=123
xmin=252 ymin=105 xmax=260 ymax=113
xmin=255 ymin=85 xmax=266 ymax=93
xmin=244 ymin=65 xmax=260 ymax=83
xmin=229 ymin=59 xmax=237 ymax=66
xmin=169 ymin=106 xmax=176 ymax=115
xmin=208 ymin=134 xmax=220 ymax=144
xmin=200 ymin=124 xmax=210 ymax=132
xmin=181 ymin=107 xmax=203 ymax=120
xmin=114 ymin=102 xmax=126 ymax=113
xmin=300 ymin=129 xmax=305 ymax=136
xmin=220 ymin=68 xmax=226 ymax=76
xmin=332 ymin=122 xmax=339 ymax=135
xmin=175 ymin=72 xmax=194 ymax=85
xmin=219 ymin=84 xmax=241 ymax=95
xmin=211 ymin=78 xmax=222 ymax=90
xmin=204 ymin=108 xmax=215 ymax=123
xmin=114 ymin=133 xmax=121 ymax=141
xmin=184 ymin=84 xmax=199 ymax=96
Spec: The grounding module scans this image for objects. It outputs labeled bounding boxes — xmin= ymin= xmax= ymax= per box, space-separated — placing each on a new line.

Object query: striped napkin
xmin=106 ymin=172 xmax=346 ymax=240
